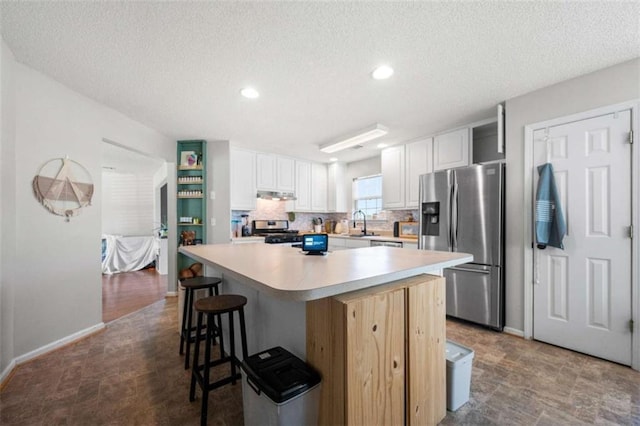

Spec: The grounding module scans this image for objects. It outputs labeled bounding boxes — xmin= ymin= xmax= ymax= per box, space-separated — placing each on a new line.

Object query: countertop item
xmin=179 ymin=243 xmax=472 ymax=301
xmin=334 ymin=222 xmax=343 ymax=234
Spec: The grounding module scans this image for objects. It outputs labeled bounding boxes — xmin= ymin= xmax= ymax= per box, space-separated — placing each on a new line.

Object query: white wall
xmin=504 ymin=58 xmax=640 ymax=331
xmin=1 ymin=39 xmax=17 ymax=377
xmin=208 ymin=140 xmax=231 ymax=244
xmin=102 ymin=171 xmax=155 ymax=236
xmin=1 ymin=46 xmax=173 ymax=372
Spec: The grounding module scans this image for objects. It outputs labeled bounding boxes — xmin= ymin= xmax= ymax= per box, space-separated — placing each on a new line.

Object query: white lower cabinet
xmin=328 ymin=237 xmax=347 ymax=251
xmin=328 ymin=236 xmax=370 ymax=250
xmin=344 ymin=238 xmax=370 ymax=249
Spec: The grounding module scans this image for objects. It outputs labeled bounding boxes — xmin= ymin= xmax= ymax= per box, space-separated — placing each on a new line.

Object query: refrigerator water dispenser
xmin=422 ymin=202 xmax=440 ymax=236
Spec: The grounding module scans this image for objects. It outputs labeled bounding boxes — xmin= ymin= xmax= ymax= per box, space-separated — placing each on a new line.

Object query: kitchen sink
xmin=347 ymin=233 xmax=378 ymax=237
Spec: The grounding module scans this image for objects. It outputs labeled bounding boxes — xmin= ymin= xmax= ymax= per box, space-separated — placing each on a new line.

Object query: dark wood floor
xmin=1 ymin=297 xmax=637 ymax=425
xmin=102 ymin=268 xmax=168 ymax=323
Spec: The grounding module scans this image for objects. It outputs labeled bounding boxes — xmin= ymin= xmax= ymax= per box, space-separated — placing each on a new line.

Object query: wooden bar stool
xmin=179 ymin=276 xmax=223 ymax=370
xmin=189 ymin=294 xmax=248 ymax=426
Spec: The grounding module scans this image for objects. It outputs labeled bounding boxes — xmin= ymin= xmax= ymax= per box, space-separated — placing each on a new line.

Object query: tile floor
xmin=1 ymin=297 xmax=638 ymax=425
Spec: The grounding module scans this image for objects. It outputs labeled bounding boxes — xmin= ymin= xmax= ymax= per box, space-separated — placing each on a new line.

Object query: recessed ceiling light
xmin=372 ymin=65 xmax=394 ymax=80
xmin=377 ymin=143 xmax=388 ymax=149
xmin=329 ymin=157 xmax=338 ymax=162
xmin=240 ymin=87 xmax=259 ymax=99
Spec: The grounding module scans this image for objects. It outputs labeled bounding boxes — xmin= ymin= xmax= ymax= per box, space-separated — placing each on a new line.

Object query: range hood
xmin=256 ymin=190 xmax=297 ymax=201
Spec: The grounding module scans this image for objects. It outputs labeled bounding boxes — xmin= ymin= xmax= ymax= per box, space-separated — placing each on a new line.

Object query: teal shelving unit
xmin=176 ymin=140 xmax=206 ymax=273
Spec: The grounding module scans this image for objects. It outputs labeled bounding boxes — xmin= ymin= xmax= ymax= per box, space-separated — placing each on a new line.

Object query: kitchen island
xmin=180 ymin=243 xmax=472 ymax=425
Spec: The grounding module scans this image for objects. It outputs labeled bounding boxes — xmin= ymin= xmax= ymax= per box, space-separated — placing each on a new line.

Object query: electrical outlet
xmin=210 ymin=218 xmax=216 ymax=226
xmin=210 ymin=191 xmax=215 ymax=200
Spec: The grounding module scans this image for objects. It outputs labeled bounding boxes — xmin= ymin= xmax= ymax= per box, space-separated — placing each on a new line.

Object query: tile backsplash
xmin=232 ymin=199 xmax=418 ymax=235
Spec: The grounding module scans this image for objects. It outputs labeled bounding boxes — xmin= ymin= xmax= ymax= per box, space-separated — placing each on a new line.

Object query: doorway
xmin=101 ymin=140 xmax=168 ymax=322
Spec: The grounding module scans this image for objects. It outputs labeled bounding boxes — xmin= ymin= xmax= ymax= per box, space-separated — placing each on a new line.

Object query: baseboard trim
xmin=166 ymin=291 xmax=177 ymax=297
xmin=503 ymin=327 xmax=525 ymax=338
xmin=16 ymin=322 xmax=105 ymax=365
xmin=0 ymin=359 xmax=16 ymax=389
xmin=1 ymin=322 xmax=105 ymax=388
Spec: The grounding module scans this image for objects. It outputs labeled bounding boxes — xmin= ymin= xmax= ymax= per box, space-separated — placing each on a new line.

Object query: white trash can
xmin=242 ymin=346 xmax=321 ymax=426
xmin=445 ymin=340 xmax=474 ymax=411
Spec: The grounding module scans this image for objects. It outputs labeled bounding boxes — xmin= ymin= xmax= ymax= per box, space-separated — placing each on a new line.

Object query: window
xmin=353 ymin=174 xmax=383 ymax=219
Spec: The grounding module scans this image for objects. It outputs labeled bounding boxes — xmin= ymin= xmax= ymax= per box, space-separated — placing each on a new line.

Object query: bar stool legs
xmin=179 ymin=277 xmax=222 ymax=370
xmin=189 ymin=295 xmax=248 ymax=426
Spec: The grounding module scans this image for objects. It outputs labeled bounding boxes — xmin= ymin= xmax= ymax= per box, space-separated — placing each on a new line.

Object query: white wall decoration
xmin=32 ymin=157 xmax=94 ymax=220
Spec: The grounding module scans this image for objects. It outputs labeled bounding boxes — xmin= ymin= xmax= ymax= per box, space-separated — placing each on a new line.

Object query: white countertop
xmin=180 ymin=243 xmax=472 ymax=301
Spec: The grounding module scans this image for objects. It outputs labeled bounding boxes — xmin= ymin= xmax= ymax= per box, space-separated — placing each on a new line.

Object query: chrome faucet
xmin=352 ymin=210 xmax=368 ymax=236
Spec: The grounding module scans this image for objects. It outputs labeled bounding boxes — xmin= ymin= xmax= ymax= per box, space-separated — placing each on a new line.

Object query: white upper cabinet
xmin=276 ymin=156 xmax=295 ymax=192
xmin=230 ymin=148 xmax=257 ymax=210
xmin=433 ymin=128 xmax=470 ymax=171
xmin=286 ymin=161 xmax=330 ymax=212
xmin=256 ymin=153 xmax=276 ymax=191
xmin=288 ymin=160 xmax=312 ymax=211
xmin=327 ymin=162 xmax=348 ymax=212
xmin=382 ymin=138 xmax=433 ymax=210
xmin=311 ymin=163 xmax=328 ymax=212
xmin=382 ymin=145 xmax=406 ymax=209
xmin=256 ymin=153 xmax=295 ymax=192
xmin=405 ymin=138 xmax=433 ymax=208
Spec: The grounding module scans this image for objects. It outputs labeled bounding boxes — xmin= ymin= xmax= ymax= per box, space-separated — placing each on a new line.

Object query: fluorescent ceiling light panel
xmin=320 ymin=124 xmax=388 ymax=153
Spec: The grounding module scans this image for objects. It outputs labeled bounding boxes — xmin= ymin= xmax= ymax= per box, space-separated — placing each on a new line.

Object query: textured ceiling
xmin=1 ymin=2 xmax=639 ymax=164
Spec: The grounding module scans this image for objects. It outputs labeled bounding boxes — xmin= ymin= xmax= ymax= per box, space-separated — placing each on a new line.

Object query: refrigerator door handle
xmin=451 ymin=181 xmax=459 ymax=250
xmin=447 ymin=179 xmax=454 ymax=249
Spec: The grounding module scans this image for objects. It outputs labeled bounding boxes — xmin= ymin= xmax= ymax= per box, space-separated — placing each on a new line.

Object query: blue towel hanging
xmin=535 ymin=163 xmax=566 ymax=249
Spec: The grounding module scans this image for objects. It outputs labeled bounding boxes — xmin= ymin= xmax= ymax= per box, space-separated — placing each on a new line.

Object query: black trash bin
xmin=241 ymin=346 xmax=321 ymax=426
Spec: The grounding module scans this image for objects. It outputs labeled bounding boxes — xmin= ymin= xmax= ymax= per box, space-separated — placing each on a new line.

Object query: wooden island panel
xmin=307 ymin=274 xmax=446 ymax=426
xmin=407 ymin=275 xmax=446 ymax=425
xmin=344 ymin=286 xmax=405 ymax=426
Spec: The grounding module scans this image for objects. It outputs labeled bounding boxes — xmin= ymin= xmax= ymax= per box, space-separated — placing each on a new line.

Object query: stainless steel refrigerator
xmin=418 ymin=163 xmax=505 ymax=330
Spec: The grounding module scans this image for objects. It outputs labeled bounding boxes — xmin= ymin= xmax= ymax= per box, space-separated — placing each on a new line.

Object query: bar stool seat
xmin=179 ymin=276 xmax=223 ymax=370
xmin=189 ymin=294 xmax=248 ymax=426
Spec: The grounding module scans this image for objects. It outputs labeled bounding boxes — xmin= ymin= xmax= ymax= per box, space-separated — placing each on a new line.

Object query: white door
xmin=533 ymin=110 xmax=632 ymax=365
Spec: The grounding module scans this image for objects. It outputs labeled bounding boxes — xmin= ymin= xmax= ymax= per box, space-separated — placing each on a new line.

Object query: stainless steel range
xmin=251 ymin=220 xmax=302 ymax=245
